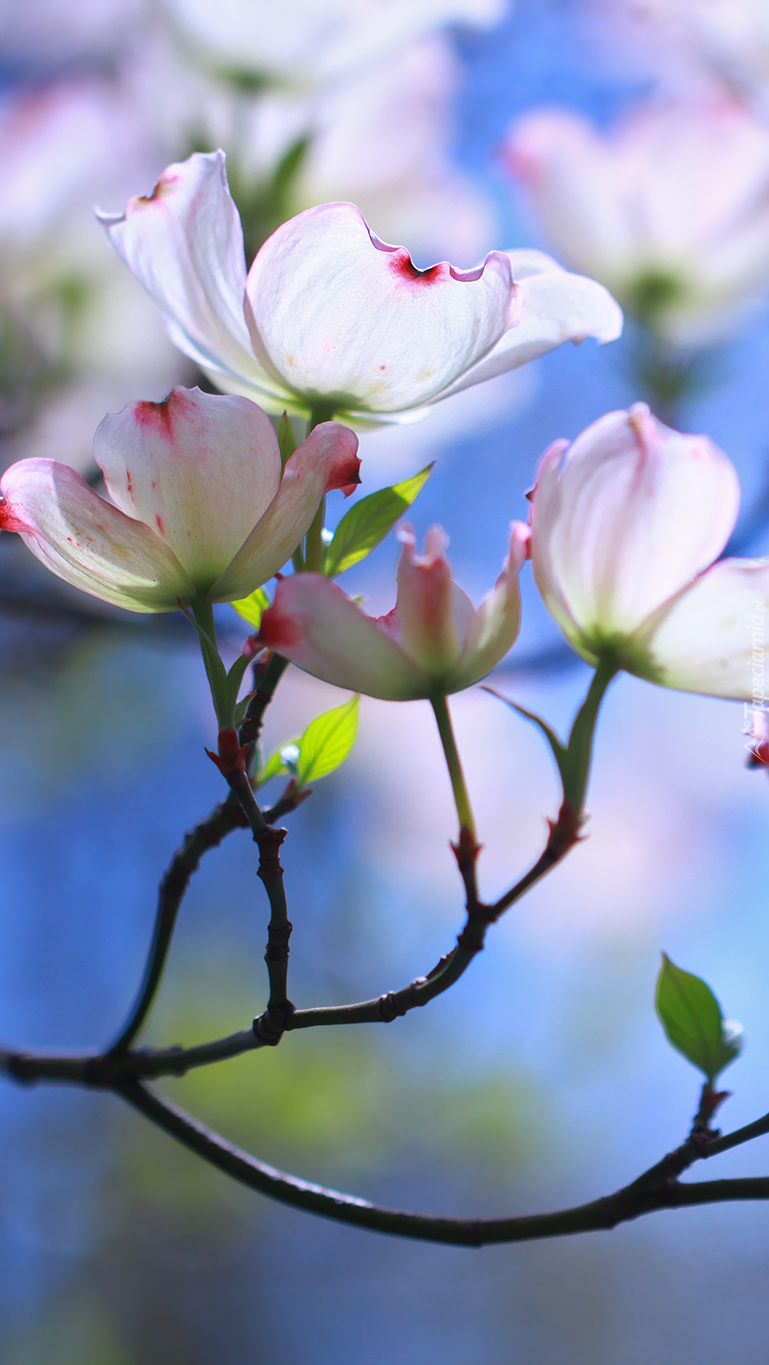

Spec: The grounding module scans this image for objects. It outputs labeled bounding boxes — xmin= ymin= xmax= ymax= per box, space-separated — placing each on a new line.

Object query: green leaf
xmin=483 ymin=687 xmax=569 ymax=790
xmin=231 ymin=586 xmax=271 ymax=631
xmin=323 ymin=464 xmax=433 ymax=577
xmin=278 ymin=412 xmax=298 ymax=470
xmin=223 ymin=652 xmax=252 ymax=721
xmin=296 ymin=696 xmax=359 ymax=786
xmin=256 ymin=739 xmax=300 ymax=787
xmin=655 ymin=954 xmax=743 ymax=1083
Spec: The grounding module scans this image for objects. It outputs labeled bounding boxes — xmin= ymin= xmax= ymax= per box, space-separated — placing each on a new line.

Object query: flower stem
xmin=430 ymin=693 xmax=476 ymax=841
xmin=564 ymin=657 xmax=618 ymax=812
xmin=304 ymin=495 xmax=326 ymax=572
xmin=190 ymin=598 xmax=230 ymax=727
xmin=302 ymin=403 xmax=336 ymax=573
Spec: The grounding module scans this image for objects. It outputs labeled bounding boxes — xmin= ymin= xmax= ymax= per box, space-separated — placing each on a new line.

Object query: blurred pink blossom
xmin=164 ymin=0 xmax=509 ymax=90
xmin=504 ymin=97 xmax=769 ymax=346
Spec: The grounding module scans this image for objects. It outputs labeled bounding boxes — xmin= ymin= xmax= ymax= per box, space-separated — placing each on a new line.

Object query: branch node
xmin=264 ymin=920 xmax=293 ymax=964
xmin=377 ymin=991 xmax=411 ymax=1023
xmin=455 ymin=906 xmax=493 ymax=955
xmin=253 ymin=1004 xmax=294 ymax=1045
xmin=256 ymin=825 xmax=288 ymax=872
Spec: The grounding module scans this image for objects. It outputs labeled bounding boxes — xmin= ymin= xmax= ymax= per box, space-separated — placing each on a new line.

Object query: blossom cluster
xmin=0 ymin=161 xmax=764 ymax=709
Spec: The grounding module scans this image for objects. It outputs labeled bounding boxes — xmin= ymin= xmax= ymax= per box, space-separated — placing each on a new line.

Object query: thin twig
xmin=107 ymin=797 xmax=248 ymax=1054
xmin=225 ymin=750 xmax=295 ymax=1038
xmin=256 ymin=825 xmax=295 ymax=1035
xmin=113 ymin=1081 xmax=769 ymax=1246
xmin=238 ymin=652 xmax=289 ymax=750
xmin=105 ymin=668 xmax=296 ymax=1057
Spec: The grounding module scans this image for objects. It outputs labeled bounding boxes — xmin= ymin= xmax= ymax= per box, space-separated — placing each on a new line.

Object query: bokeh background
xmin=3 ymin=0 xmax=769 ymax=1360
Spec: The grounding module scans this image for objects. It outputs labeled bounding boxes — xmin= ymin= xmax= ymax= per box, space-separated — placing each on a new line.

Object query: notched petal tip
xmin=308 ymin=423 xmax=361 ymax=496
xmin=509 ymin=521 xmax=532 ymax=568
xmin=396 ymin=522 xmax=450 ymax=566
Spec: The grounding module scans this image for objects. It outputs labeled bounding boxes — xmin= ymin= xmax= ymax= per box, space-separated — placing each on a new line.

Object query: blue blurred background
xmin=3 ymin=0 xmax=769 ymax=1360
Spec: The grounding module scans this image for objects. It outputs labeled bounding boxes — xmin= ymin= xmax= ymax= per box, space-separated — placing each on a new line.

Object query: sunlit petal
xmin=626 ymin=558 xmax=769 ymax=700
xmin=211 ymin=422 xmax=360 ymax=601
xmin=245 ymin=201 xmax=520 ymax=413
xmin=439 ymin=253 xmax=623 ymax=398
xmin=0 ymin=460 xmax=194 ymax=612
xmin=531 ymin=405 xmax=740 ymax=649
xmin=259 ymin=572 xmax=429 ymax=699
xmin=95 ymin=387 xmax=281 ymax=592
xmin=99 ymin=151 xmax=281 ymax=399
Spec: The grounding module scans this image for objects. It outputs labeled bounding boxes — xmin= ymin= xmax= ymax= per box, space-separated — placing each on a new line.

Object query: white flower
xmin=258 ymin=522 xmax=527 ymax=699
xmin=0 ymin=386 xmax=359 ymax=612
xmin=163 ymin=0 xmax=508 ymax=90
xmin=98 ymin=150 xmax=622 ymax=425
xmin=530 ymin=402 xmax=769 ymax=699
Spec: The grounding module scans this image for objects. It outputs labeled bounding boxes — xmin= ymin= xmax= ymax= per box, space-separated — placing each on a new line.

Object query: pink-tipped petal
xmin=439 ymin=253 xmax=623 ymax=399
xmin=259 ymin=573 xmax=430 ymax=700
xmin=210 ymin=422 xmax=360 ymax=602
xmin=99 ymin=151 xmax=281 ymax=400
xmin=626 ymin=558 xmax=769 ymax=700
xmin=246 ymin=202 xmax=519 ymax=414
xmin=446 ymin=524 xmax=523 ymax=689
xmin=395 ymin=523 xmax=464 ymax=676
xmin=95 ymin=387 xmax=282 ymax=593
xmin=0 ymin=460 xmax=194 ymax=612
xmin=509 ymin=518 xmax=532 ymax=567
xmin=531 ymin=405 xmax=741 ymax=649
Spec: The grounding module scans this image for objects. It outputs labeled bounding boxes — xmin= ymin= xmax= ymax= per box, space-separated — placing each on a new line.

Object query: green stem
xmin=430 ymin=694 xmax=476 ymax=841
xmin=190 ymin=598 xmax=228 ymax=727
xmin=564 ymin=658 xmax=618 ymax=812
xmin=302 ymin=404 xmax=337 ymax=574
xmin=304 ymin=495 xmax=326 ymax=573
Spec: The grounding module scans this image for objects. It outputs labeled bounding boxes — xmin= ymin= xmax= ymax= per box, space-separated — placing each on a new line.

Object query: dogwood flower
xmin=0 ymin=386 xmax=360 ymax=613
xmin=529 ymin=401 xmax=769 ymax=699
xmin=504 ymin=97 xmax=769 ymax=345
xmin=258 ymin=522 xmax=527 ymax=699
xmin=98 ymin=150 xmax=622 ymax=425
xmin=165 ymin=0 xmax=507 ymax=91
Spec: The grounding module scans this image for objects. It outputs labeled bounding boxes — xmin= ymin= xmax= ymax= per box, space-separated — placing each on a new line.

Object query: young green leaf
xmin=278 ymin=411 xmax=298 ymax=469
xmin=256 ymin=739 xmax=300 ymax=787
xmin=483 ymin=687 xmax=569 ymax=790
xmin=655 ymin=954 xmax=743 ymax=1083
xmin=231 ymin=586 xmax=271 ymax=631
xmin=323 ymin=464 xmax=433 ymax=577
xmin=296 ymin=696 xmax=359 ymax=786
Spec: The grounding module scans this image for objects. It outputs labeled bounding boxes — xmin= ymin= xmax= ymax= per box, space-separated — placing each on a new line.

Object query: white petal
xmin=259 ymin=573 xmax=430 ymax=700
xmin=0 ymin=460 xmax=194 ymax=612
xmin=439 ymin=257 xmax=623 ymax=398
xmin=211 ymin=422 xmax=360 ymax=601
xmin=531 ymin=405 xmax=741 ymax=647
xmin=95 ymin=388 xmax=281 ymax=594
xmin=627 ymin=558 xmax=769 ymax=700
xmin=99 ymin=151 xmax=283 ymax=402
xmin=245 ymin=201 xmax=519 ymax=414
xmin=395 ymin=524 xmax=462 ymax=675
xmin=446 ymin=524 xmax=523 ymax=688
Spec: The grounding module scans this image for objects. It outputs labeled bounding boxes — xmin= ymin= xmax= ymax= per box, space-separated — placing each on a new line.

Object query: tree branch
xmin=107 ymin=796 xmax=248 ymax=1054
xmin=112 ymin=1080 xmax=769 ymax=1246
